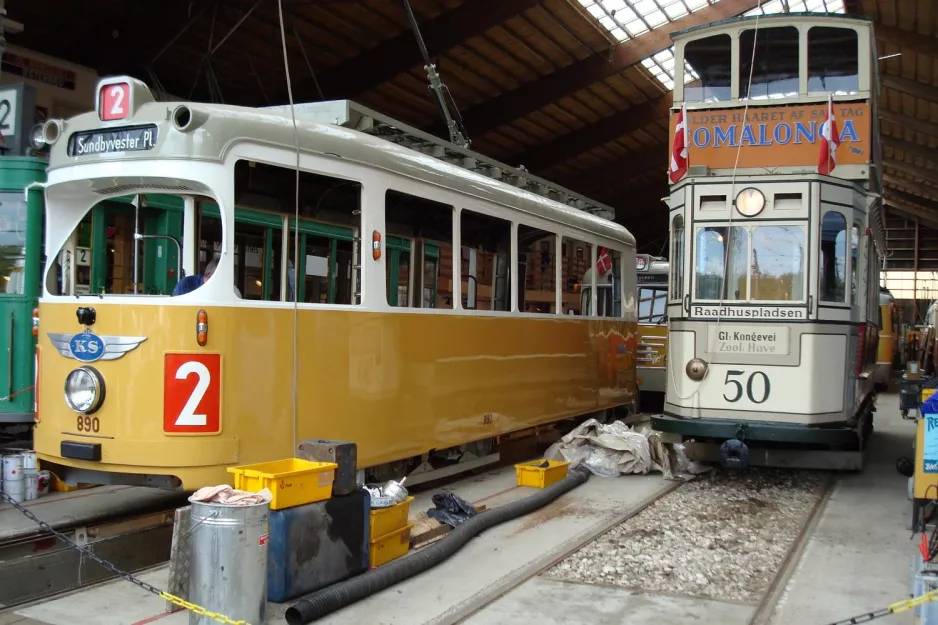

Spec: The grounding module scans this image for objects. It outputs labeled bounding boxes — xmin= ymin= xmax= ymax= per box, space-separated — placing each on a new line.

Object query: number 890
xmin=76 ymin=415 xmax=100 ymax=433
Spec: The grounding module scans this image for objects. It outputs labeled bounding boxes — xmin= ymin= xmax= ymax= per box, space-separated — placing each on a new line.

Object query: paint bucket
xmin=1 ymin=476 xmax=24 ymax=503
xmin=24 ymin=471 xmax=38 ymax=501
xmin=2 ymin=454 xmax=23 ymax=482
xmin=21 ymin=450 xmax=37 ymax=472
xmin=37 ymin=470 xmax=50 ymax=496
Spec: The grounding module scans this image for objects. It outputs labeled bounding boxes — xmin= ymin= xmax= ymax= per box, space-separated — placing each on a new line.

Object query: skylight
xmin=576 ymin=0 xmax=846 ymax=91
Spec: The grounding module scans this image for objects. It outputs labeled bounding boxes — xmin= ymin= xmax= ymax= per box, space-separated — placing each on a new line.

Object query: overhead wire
xmin=275 ymin=0 xmax=301 ymax=453
xmin=666 ymin=0 xmax=765 ymax=402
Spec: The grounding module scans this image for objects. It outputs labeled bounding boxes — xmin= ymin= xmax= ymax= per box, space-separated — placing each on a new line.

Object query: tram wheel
xmin=365 ymin=458 xmax=418 ymax=483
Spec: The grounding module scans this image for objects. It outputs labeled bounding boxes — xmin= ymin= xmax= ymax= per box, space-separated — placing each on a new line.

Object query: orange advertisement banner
xmin=668 ymin=102 xmax=871 ymax=171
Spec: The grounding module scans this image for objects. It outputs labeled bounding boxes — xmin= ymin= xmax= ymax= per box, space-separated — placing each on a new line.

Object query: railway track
xmin=449 ymin=467 xmax=835 ymax=625
xmin=0 ymin=501 xmax=184 ymax=610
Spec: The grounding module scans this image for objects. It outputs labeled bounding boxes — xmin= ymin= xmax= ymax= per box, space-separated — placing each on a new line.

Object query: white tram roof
xmin=46 ymin=77 xmax=634 ymax=248
xmin=669 ymin=11 xmax=873 ymax=41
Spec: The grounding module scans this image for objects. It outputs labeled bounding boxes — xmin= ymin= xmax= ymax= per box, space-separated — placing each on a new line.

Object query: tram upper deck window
xmin=739 ymin=26 xmax=799 ymax=100
xmin=683 ymin=34 xmax=732 ymax=103
xmin=0 ymin=192 xmax=28 ymax=295
xmin=808 ymin=27 xmax=859 ymax=96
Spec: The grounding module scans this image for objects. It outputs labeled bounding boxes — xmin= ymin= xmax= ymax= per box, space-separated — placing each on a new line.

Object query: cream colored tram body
xmin=651 ymin=14 xmax=885 ymax=469
xmin=32 ymin=78 xmax=639 ymax=490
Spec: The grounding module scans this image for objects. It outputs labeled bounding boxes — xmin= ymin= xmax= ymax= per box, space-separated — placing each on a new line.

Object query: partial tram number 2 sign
xmin=164 ymin=353 xmax=221 ymax=433
xmin=100 ymin=83 xmax=129 ymax=121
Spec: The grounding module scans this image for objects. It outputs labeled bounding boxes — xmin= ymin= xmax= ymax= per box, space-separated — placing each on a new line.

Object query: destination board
xmin=669 ymin=103 xmax=870 ymax=170
xmin=708 ymin=325 xmax=790 ymax=356
xmin=67 ymin=124 xmax=158 ymax=157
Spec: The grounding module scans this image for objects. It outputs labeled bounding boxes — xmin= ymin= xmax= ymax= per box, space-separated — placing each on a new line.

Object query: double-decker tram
xmin=636 ymin=254 xmax=669 ymax=411
xmin=31 ymin=77 xmax=639 ymax=489
xmin=651 ymin=12 xmax=886 ymax=470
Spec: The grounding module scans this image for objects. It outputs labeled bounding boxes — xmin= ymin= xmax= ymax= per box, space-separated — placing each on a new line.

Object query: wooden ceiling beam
xmin=880 ymin=110 xmax=938 ymax=139
xmin=509 ymin=97 xmax=671 ymax=173
xmin=426 ymin=0 xmax=763 ymax=138
xmin=882 ymin=136 xmax=938 ymax=165
xmin=885 ymin=174 xmax=938 ymax=201
xmin=886 ymin=204 xmax=938 ymax=231
xmin=885 ymin=158 xmax=938 ymax=185
xmin=875 ymin=25 xmax=938 ymax=57
xmin=566 ymin=146 xmax=666 ymax=196
xmin=304 ymin=0 xmax=541 ymax=100
xmin=880 ymin=74 xmax=938 ymax=103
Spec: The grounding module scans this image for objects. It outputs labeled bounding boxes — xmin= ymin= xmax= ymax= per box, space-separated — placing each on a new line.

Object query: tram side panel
xmin=35 ymin=302 xmax=635 ymax=489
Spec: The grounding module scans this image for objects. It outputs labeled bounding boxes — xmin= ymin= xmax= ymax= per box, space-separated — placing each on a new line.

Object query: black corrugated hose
xmin=285 ymin=465 xmax=591 ymax=625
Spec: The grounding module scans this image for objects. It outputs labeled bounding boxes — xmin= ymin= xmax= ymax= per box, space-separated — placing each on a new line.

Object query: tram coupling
xmin=718 ymin=427 xmax=750 ymax=469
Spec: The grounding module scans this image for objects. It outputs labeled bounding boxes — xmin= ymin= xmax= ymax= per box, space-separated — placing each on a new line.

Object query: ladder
xmin=263 ymin=100 xmax=616 ymax=221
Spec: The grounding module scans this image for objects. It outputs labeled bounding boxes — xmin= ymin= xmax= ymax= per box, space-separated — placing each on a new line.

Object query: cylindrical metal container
xmin=2 ymin=477 xmax=24 ymax=502
xmin=188 ymin=498 xmax=270 ymax=625
xmin=2 ymin=454 xmax=23 ymax=482
xmin=21 ymin=450 xmax=37 ymax=472
xmin=24 ymin=471 xmax=38 ymax=500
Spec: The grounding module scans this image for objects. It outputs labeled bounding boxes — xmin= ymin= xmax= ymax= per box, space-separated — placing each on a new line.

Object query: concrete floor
xmin=1 ymin=392 xmax=919 ymax=625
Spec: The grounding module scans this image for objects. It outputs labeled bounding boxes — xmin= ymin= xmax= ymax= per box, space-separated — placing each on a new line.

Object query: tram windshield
xmin=695 ymin=224 xmax=806 ymax=302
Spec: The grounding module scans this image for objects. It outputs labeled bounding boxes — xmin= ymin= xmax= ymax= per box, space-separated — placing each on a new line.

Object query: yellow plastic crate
xmin=227 ymin=458 xmax=337 ymax=511
xmin=369 ymin=523 xmax=412 ymax=568
xmin=370 ymin=496 xmax=414 ymax=540
xmin=515 ymin=459 xmax=569 ymax=489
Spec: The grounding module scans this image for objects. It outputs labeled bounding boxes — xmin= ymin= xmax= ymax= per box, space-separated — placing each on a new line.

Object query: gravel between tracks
xmin=543 ymin=468 xmax=828 ymax=603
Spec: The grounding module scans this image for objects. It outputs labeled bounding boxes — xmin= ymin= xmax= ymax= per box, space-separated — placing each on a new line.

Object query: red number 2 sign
xmin=100 ymin=83 xmax=129 ymax=121
xmin=164 ymin=353 xmax=221 ymax=434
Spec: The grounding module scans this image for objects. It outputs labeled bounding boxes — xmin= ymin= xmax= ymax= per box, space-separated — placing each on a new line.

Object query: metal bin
xmin=188 ymin=498 xmax=270 ymax=625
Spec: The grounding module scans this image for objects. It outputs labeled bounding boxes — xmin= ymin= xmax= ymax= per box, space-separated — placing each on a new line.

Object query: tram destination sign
xmin=67 ymin=124 xmax=159 ymax=157
xmin=637 ymin=273 xmax=664 ymax=284
xmin=708 ymin=325 xmax=790 ymax=356
xmin=691 ymin=305 xmax=806 ymax=321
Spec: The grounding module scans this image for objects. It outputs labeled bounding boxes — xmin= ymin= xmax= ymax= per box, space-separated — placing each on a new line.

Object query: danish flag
xmin=596 ymin=247 xmax=612 ymax=276
xmin=669 ymin=103 xmax=689 ymax=184
xmin=818 ymin=94 xmax=840 ymax=175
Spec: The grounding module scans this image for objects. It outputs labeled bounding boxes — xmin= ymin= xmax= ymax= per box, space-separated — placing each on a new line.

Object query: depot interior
xmin=1 ymin=0 xmax=938 ymax=624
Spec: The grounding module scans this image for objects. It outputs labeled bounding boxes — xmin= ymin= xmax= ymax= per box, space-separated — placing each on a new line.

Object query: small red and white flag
xmin=669 ymin=103 xmax=689 ymax=184
xmin=596 ymin=247 xmax=612 ymax=276
xmin=818 ymin=94 xmax=840 ymax=175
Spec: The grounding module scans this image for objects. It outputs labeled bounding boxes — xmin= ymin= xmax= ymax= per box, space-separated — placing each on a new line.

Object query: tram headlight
xmin=735 ymin=188 xmax=765 ymax=217
xmin=64 ymin=366 xmax=105 ymax=414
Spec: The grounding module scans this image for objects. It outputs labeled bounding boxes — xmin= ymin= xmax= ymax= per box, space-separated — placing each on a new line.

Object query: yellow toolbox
xmin=515 ymin=459 xmax=569 ymax=489
xmin=369 ymin=523 xmax=413 ymax=568
xmin=370 ymin=496 xmax=414 ymax=540
xmin=228 ymin=458 xmax=337 ymax=510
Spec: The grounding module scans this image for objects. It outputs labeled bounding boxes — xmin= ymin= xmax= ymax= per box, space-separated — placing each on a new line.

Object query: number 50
xmin=723 ymin=370 xmax=770 ymax=404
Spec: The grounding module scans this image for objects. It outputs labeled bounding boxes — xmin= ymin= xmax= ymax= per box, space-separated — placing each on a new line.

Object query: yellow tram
xmin=32 ymin=78 xmax=639 ymax=489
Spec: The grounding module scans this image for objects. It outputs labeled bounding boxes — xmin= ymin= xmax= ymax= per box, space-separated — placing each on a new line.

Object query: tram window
xmin=459 ymin=208 xmax=511 ymax=311
xmin=851 ymin=224 xmax=860 ymax=306
xmin=683 ymin=34 xmax=732 ymax=103
xmin=234 ymin=160 xmax=362 ymax=305
xmin=750 ymin=226 xmax=805 ymax=301
xmin=808 ymin=27 xmax=859 ymax=96
xmin=739 ymin=26 xmax=799 ymax=100
xmin=695 ymin=227 xmax=748 ymax=300
xmin=517 ymin=225 xmax=558 ymax=314
xmin=820 ymin=211 xmax=847 ymax=303
xmin=384 ymin=189 xmax=453 ymax=309
xmin=563 ymin=236 xmax=592 ymax=315
xmin=639 ymin=287 xmax=667 ymax=323
xmin=594 ymin=247 xmax=621 ymax=318
xmin=0 ymin=192 xmax=28 ymax=294
xmin=670 ymin=215 xmax=684 ymax=301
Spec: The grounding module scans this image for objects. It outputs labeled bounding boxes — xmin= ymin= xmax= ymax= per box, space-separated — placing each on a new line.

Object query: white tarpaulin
xmin=544 ymin=418 xmax=709 ymax=480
